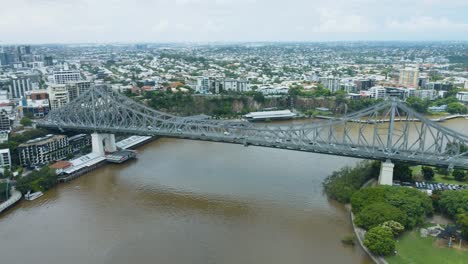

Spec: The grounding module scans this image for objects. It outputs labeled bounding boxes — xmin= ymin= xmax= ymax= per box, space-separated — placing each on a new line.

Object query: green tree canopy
xmin=457 ymin=212 xmax=468 ymax=240
xmin=355 ymin=202 xmax=407 ymax=229
xmin=406 ymin=97 xmax=430 ymax=113
xmin=447 ymin=102 xmax=467 ymax=114
xmin=421 ymin=166 xmax=435 ymax=181
xmin=322 ymin=161 xmax=380 ymax=203
xmin=20 ymin=117 xmax=33 ymax=126
xmin=15 ymin=166 xmax=57 ymax=194
xmin=453 ymin=170 xmax=466 ymax=182
xmin=439 ymin=189 xmax=468 ymax=217
xmin=364 ymin=226 xmax=395 ymax=256
xmin=351 ymin=186 xmax=433 ymax=229
xmin=394 ymin=163 xmax=413 ymax=182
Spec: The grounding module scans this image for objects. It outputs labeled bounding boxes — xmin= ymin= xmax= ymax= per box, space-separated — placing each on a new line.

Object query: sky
xmin=1 ymin=0 xmax=468 ymax=44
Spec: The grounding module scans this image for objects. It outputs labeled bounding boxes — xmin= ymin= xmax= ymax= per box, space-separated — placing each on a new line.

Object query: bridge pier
xmin=378 ymin=160 xmax=394 ymax=185
xmin=91 ymin=133 xmax=116 ymax=156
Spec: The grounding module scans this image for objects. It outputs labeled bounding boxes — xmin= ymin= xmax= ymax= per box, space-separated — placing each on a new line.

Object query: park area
xmin=386 ymin=230 xmax=468 ymax=264
xmin=411 ymin=166 xmax=467 ymax=185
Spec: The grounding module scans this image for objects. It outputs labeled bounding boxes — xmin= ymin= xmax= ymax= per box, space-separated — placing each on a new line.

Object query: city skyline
xmin=1 ymin=0 xmax=468 ymax=44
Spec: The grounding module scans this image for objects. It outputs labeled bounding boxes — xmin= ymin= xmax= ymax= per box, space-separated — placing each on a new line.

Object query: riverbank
xmin=315 ymin=114 xmax=468 ymax=123
xmin=0 ymin=188 xmax=22 ymax=214
xmin=348 ymin=178 xmax=388 ymax=264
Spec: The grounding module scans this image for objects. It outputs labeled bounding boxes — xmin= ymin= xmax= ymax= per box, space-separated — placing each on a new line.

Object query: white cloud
xmin=0 ymin=0 xmax=467 ymax=43
xmin=311 ymin=9 xmax=376 ymax=33
xmin=386 ymin=16 xmax=468 ymax=32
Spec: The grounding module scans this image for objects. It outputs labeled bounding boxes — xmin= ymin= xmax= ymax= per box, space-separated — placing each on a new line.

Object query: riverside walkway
xmin=0 ymin=188 xmax=22 ymax=214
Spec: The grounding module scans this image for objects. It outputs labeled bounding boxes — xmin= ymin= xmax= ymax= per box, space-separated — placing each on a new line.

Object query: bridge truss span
xmin=38 ymin=86 xmax=468 ymax=169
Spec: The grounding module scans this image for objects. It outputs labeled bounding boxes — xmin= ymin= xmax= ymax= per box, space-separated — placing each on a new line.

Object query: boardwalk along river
xmin=0 ymin=119 xmax=466 ymax=264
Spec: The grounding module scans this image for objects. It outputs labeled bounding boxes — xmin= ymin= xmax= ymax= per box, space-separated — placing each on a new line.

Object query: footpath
xmin=0 ymin=188 xmax=22 ymax=214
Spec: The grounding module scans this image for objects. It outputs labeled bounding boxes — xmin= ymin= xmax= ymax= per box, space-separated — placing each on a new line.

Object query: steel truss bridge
xmin=37 ymin=86 xmax=468 ymax=169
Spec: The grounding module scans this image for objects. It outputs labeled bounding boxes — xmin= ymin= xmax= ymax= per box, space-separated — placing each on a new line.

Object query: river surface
xmin=0 ymin=119 xmax=466 ymax=264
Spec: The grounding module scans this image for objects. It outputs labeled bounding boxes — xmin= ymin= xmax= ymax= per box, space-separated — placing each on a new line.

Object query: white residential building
xmin=405 ymin=88 xmax=417 ymax=98
xmin=53 ymin=70 xmax=81 ymax=84
xmin=456 ymin=92 xmax=468 ymax=103
xmin=416 ymin=89 xmax=437 ymax=100
xmin=319 ymin=77 xmax=340 ymax=93
xmin=369 ymin=86 xmax=386 ymax=99
xmin=48 ymin=84 xmax=69 ymax=109
xmin=221 ymin=79 xmax=250 ymax=93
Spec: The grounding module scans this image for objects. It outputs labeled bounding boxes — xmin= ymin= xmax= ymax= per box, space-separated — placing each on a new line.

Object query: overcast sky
xmin=1 ymin=0 xmax=468 ymax=44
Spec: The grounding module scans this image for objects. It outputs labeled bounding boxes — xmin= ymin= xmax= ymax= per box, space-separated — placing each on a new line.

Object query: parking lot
xmin=393 ymin=181 xmax=468 ymax=192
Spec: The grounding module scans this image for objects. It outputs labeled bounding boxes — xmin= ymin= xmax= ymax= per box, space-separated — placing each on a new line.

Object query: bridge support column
xmin=378 ymin=160 xmax=394 ymax=186
xmin=91 ymin=133 xmax=116 ymax=156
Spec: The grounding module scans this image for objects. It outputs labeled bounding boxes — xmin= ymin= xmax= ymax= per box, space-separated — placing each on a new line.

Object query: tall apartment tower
xmin=9 ymin=73 xmax=40 ymax=98
xmin=399 ymin=68 xmax=420 ymax=88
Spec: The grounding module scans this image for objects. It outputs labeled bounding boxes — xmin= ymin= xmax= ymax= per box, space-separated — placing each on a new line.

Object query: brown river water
xmin=0 ymin=119 xmax=466 ymax=264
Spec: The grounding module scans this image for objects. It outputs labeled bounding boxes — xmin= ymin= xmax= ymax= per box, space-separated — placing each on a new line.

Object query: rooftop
xmin=19 ymin=134 xmax=66 ymax=147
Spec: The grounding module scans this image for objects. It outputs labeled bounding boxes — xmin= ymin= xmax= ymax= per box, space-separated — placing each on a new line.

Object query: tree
xmin=15 ymin=166 xmax=57 ymax=194
xmin=453 ymin=170 xmax=466 ymax=182
xmin=435 ymin=167 xmax=449 ymax=176
xmin=439 ymin=190 xmax=468 ymax=217
xmin=355 ymin=202 xmax=407 ymax=229
xmin=380 ymin=221 xmax=405 ymax=237
xmin=351 ymin=186 xmax=433 ymax=229
xmin=406 ymin=97 xmax=429 ymax=113
xmin=323 ymin=161 xmax=380 ymax=203
xmin=447 ymin=102 xmax=467 ymax=114
xmin=393 ymin=163 xmax=413 ymax=182
xmin=421 ymin=166 xmax=435 ymax=181
xmin=457 ymin=212 xmax=468 ymax=240
xmin=364 ymin=226 xmax=395 ymax=256
xmin=20 ymin=117 xmax=32 ymax=126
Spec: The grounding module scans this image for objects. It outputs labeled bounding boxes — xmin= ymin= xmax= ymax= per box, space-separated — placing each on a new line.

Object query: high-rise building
xmin=67 ymin=81 xmax=92 ymax=101
xmin=399 ymin=68 xmax=420 ymax=88
xmin=9 ymin=73 xmax=40 ymax=98
xmin=0 ymin=149 xmax=11 ymax=169
xmin=196 ymin=76 xmax=218 ymax=93
xmin=48 ymin=84 xmax=69 ymax=109
xmin=0 ymin=52 xmax=18 ymax=66
xmin=354 ymin=78 xmax=375 ymax=91
xmin=0 ymin=110 xmax=11 ymax=131
xmin=319 ymin=77 xmax=341 ymax=93
xmin=53 ymin=70 xmax=81 ymax=84
xmin=44 ymin=56 xmax=54 ymax=66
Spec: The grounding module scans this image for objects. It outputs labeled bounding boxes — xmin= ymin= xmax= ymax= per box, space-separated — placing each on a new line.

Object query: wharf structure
xmin=53 ymin=135 xmax=153 ymax=183
xmin=244 ymin=110 xmax=296 ymax=121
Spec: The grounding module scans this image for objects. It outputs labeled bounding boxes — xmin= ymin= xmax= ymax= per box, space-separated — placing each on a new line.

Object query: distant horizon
xmin=2 ymin=40 xmax=468 ymax=46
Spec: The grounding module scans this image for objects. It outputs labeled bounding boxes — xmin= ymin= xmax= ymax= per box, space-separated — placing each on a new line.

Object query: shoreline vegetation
xmin=323 ymin=161 xmax=468 ymax=263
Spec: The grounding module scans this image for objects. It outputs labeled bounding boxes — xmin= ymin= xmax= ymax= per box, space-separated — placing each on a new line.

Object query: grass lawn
xmin=410 ymin=166 xmax=467 ymax=186
xmin=386 ymin=230 xmax=468 ymax=264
